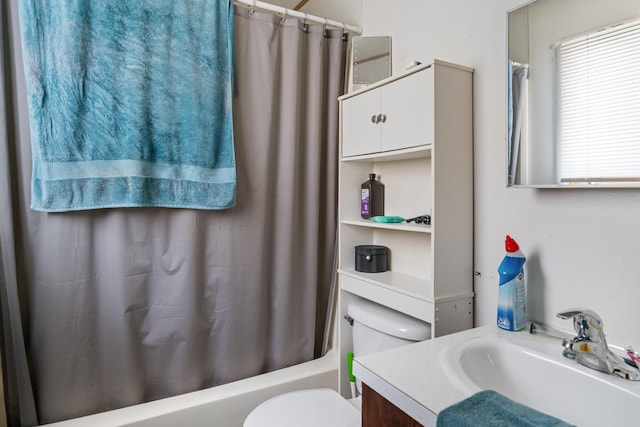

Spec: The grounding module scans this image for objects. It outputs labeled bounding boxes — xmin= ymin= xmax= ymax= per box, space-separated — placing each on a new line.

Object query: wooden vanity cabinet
xmin=362 ymin=383 xmax=423 ymax=427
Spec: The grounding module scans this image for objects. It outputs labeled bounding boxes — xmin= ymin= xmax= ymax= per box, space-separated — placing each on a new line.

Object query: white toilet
xmin=243 ymin=299 xmax=431 ymax=427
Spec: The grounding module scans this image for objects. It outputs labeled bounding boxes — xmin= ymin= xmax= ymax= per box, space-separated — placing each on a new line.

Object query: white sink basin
xmin=440 ymin=332 xmax=640 ymax=426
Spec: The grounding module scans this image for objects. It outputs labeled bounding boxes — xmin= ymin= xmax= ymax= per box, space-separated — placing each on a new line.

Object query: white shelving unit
xmin=337 ymin=60 xmax=475 ymax=397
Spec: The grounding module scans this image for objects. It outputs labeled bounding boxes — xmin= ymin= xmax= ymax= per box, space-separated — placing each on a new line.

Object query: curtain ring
xmin=249 ymin=0 xmax=256 ymax=15
xmin=323 ymin=18 xmax=329 ymax=37
xmin=303 ymin=14 xmax=308 ymax=32
xmin=280 ymin=10 xmax=287 ymax=24
xmin=342 ymin=23 xmax=349 ymax=41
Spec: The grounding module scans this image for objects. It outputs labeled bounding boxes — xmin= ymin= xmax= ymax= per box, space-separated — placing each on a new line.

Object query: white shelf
xmin=339 ymin=268 xmax=434 ymax=302
xmin=341 ymin=219 xmax=431 ymax=233
xmin=337 ymin=61 xmax=474 ymax=399
xmin=341 ymin=145 xmax=431 ymax=163
xmin=339 ymin=268 xmax=435 ymax=324
xmin=339 ymin=268 xmax=474 ymax=303
xmin=339 ymin=59 xmax=474 ymax=101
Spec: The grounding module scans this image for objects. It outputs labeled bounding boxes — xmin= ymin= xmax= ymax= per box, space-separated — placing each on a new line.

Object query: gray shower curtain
xmin=0 ymin=1 xmax=347 ymax=424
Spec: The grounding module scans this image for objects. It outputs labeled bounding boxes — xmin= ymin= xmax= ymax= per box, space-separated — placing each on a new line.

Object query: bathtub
xmin=42 ymin=350 xmax=339 ymax=427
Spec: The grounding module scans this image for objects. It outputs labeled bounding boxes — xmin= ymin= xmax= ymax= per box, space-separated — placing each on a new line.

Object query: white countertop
xmin=352 ymin=325 xmax=533 ymax=427
xmin=354 ymin=324 xmax=640 ymax=427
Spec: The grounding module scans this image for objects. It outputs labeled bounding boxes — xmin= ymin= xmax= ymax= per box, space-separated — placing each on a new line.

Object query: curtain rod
xmin=234 ymin=0 xmax=362 ymax=34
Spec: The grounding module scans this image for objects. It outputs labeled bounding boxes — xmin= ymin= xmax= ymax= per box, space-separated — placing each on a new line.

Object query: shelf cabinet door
xmin=341 ymin=67 xmax=435 ymax=158
xmin=380 ymin=67 xmax=434 ymax=152
xmin=342 ymin=88 xmax=382 ymax=157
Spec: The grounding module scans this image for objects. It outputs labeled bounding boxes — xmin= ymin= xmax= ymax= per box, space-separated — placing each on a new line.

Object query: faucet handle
xmin=556 ymin=308 xmax=605 ymax=342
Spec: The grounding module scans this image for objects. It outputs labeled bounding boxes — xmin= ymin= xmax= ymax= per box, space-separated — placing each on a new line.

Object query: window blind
xmin=558 ymin=19 xmax=640 ymax=183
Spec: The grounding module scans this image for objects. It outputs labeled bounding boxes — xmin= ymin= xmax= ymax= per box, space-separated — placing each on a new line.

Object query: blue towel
xmin=19 ymin=0 xmax=236 ymax=211
xmin=437 ymin=390 xmax=574 ymax=427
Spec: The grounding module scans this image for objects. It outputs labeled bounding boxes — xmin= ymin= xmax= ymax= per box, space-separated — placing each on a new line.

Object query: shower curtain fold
xmin=0 ymin=1 xmax=346 ymax=424
xmin=1 ymin=2 xmax=38 ymax=425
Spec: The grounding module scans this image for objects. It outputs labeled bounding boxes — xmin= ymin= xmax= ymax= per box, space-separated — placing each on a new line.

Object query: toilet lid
xmin=243 ymin=388 xmax=360 ymax=427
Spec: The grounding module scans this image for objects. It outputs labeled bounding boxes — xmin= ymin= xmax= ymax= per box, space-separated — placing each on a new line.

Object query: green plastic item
xmin=346 ymin=352 xmax=356 ymax=382
xmin=369 ymin=216 xmax=405 ymax=223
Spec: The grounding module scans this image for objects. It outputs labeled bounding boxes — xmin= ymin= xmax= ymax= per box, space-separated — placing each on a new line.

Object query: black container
xmin=355 ymin=245 xmax=389 ymax=273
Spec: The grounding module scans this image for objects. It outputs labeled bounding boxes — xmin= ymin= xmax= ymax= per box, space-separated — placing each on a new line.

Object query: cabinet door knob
xmin=371 ymin=114 xmax=386 ymax=124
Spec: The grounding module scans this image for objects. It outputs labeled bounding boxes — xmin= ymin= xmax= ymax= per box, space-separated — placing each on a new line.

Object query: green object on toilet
xmin=346 ymin=352 xmax=356 ymax=382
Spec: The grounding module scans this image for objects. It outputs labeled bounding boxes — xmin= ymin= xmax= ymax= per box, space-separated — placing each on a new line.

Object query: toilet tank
xmin=347 ymin=299 xmax=431 ymax=358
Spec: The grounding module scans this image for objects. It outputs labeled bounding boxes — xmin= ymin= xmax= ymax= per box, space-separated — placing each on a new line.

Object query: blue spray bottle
xmin=497 ymin=235 xmax=526 ymax=331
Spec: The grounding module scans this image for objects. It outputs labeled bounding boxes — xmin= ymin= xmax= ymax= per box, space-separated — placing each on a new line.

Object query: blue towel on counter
xmin=436 ymin=390 xmax=574 ymax=427
xmin=19 ymin=0 xmax=236 ymax=211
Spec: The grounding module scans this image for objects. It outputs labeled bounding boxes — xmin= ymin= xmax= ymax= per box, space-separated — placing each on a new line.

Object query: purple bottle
xmin=361 ymin=174 xmax=384 ymax=219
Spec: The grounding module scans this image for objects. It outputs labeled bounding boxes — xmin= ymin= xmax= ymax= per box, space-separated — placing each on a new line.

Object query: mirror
xmin=352 ymin=36 xmax=392 ymax=88
xmin=507 ymin=0 xmax=640 ymax=187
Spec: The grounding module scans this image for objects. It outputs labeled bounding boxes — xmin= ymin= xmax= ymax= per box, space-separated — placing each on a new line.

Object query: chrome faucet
xmin=557 ymin=308 xmax=640 ymax=381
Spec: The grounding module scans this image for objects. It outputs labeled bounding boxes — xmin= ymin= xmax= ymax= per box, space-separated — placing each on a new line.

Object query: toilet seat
xmin=243 ymin=388 xmax=360 ymax=427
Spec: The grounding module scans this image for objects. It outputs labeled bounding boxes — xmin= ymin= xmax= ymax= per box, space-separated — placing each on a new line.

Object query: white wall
xmin=300 ymin=0 xmax=362 ymax=29
xmin=358 ymin=0 xmax=640 ymax=347
xmin=267 ymin=0 xmax=362 ymax=29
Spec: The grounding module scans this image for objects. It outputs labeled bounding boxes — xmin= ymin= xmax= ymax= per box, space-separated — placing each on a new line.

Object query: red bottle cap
xmin=505 ymin=235 xmax=519 ymax=253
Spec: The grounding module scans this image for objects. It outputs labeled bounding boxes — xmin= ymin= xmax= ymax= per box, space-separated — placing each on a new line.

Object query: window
xmin=557 ymin=18 xmax=640 ymax=183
